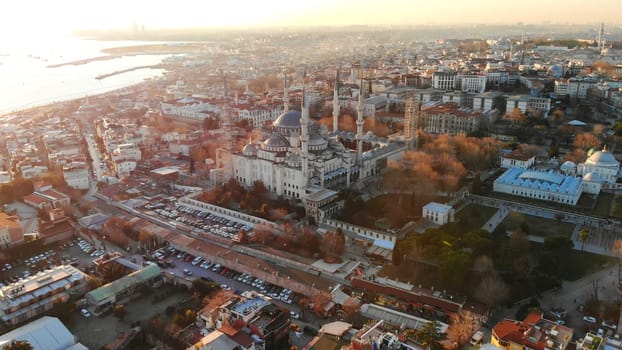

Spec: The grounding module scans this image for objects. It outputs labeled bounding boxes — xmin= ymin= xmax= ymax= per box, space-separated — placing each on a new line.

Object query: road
xmin=489 ymin=262 xmax=622 ymax=341
xmin=85 ymin=133 xmax=102 ymax=186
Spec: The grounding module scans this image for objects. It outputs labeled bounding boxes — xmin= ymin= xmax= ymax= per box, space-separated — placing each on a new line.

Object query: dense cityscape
xmin=0 ymin=17 xmax=622 ymax=350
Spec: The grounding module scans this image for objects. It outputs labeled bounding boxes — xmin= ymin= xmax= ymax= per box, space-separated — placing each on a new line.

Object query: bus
xmin=470 ymin=330 xmax=485 ymax=345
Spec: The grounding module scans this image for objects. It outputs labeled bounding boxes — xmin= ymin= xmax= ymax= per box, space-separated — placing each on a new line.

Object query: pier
xmin=46 ymin=55 xmax=121 ymax=68
xmin=95 ymin=65 xmax=161 ymax=80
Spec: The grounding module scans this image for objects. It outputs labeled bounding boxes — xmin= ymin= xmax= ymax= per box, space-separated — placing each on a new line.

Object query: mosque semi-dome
xmin=583 ymin=172 xmax=603 ymax=183
xmin=308 ymin=133 xmax=328 ymax=151
xmin=242 ymin=143 xmax=258 ymax=156
xmin=262 ymin=132 xmax=290 ymax=152
xmin=560 ymin=160 xmax=576 ymax=171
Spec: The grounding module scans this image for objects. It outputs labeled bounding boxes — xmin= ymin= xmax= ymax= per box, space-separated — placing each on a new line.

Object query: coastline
xmin=0 ymin=77 xmax=156 ymax=119
xmin=46 ymin=55 xmax=122 ymax=68
xmin=0 ymin=41 xmax=173 ymax=117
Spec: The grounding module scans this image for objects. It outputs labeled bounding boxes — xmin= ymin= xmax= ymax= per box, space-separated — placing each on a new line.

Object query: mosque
xmin=210 ymin=73 xmax=406 ymax=209
xmin=494 ymin=146 xmax=621 ymax=205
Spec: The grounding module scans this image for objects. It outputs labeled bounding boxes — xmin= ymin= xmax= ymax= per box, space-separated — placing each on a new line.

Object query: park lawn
xmin=592 ymin=192 xmax=614 ymax=218
xmin=557 ymin=249 xmax=617 ymax=281
xmin=378 ymin=244 xmax=617 ymax=302
xmin=500 ymin=211 xmax=575 ymax=238
xmin=341 ymin=193 xmax=448 ymax=230
xmin=454 ymin=204 xmax=499 ymax=232
xmin=612 ymin=194 xmax=622 ymax=220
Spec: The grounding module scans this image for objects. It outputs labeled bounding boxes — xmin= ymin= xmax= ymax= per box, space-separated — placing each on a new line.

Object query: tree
xmin=340 ymin=297 xmax=361 ymax=321
xmin=392 ymin=241 xmax=402 ymax=266
xmin=86 ymin=276 xmax=102 ymax=289
xmin=578 ymin=228 xmax=589 ymax=253
xmin=474 ymin=276 xmax=509 ymax=308
xmin=573 ymin=132 xmax=601 ymax=151
xmin=48 ymin=299 xmax=75 ymax=326
xmin=321 ymin=230 xmax=345 ymax=262
xmin=173 ymin=309 xmax=196 ymax=328
xmin=2 ymin=341 xmax=33 ymax=350
xmin=311 ymin=291 xmax=333 ymax=318
xmin=298 ymin=296 xmax=310 ymax=320
xmin=192 ymin=278 xmax=220 ymax=297
xmin=415 ymin=320 xmax=447 ymax=350
xmin=446 ymin=311 xmax=478 ymax=347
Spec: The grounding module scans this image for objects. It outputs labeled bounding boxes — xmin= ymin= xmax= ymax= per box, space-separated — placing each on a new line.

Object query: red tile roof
xmin=492 ymin=313 xmax=544 ymax=350
xmin=351 ymin=277 xmax=464 ymax=313
xmin=23 ymin=193 xmax=51 ymax=205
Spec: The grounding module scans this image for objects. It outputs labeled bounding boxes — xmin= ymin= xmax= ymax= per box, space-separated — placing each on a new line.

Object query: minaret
xmin=283 ymin=71 xmax=289 ymax=112
xmin=356 ymin=79 xmax=364 ymax=164
xmin=332 ymin=69 xmax=340 ymax=132
xmin=300 ymin=86 xmax=309 ymax=189
xmin=598 ymin=23 xmax=605 ymax=53
xmin=520 ymin=33 xmax=525 ymax=65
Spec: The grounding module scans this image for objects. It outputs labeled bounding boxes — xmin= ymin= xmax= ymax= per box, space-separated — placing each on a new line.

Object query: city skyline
xmin=1 ymin=0 xmax=621 ymax=40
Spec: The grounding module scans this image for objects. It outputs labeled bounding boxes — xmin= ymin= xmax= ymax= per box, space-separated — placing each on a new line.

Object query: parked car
xmin=80 ymin=308 xmax=91 ymax=318
xmin=602 ymin=320 xmax=618 ymax=330
xmin=584 ymin=316 xmax=597 ymax=324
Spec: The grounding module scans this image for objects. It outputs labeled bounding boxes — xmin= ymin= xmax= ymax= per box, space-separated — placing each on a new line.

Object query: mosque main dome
xmin=585 ymin=148 xmax=619 ymax=167
xmin=273 ymin=110 xmax=302 ymax=130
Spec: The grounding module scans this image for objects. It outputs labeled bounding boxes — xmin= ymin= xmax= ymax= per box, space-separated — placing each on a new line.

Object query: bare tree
xmin=474 ymin=276 xmax=509 ymax=308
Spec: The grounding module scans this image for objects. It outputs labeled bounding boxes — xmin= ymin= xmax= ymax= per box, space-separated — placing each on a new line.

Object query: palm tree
xmin=2 ymin=340 xmax=34 ymax=350
xmin=578 ymin=227 xmax=589 ymax=253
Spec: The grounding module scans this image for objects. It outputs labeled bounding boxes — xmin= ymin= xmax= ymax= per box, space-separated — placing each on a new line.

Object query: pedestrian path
xmin=481 ymin=207 xmax=510 ymax=233
xmin=468 ymin=195 xmax=622 ymax=257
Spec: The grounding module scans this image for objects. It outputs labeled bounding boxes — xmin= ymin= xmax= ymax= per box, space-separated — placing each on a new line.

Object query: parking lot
xmin=147 ymin=203 xmax=252 ymax=242
xmin=139 ymin=246 xmax=303 ymax=308
xmin=0 ymin=239 xmax=91 ymax=287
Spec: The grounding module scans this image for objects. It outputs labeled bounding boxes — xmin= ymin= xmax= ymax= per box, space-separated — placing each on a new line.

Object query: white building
xmin=441 ymin=92 xmax=463 ymax=105
xmin=506 ymin=95 xmax=551 ymax=115
xmin=62 ymin=163 xmax=90 ymax=190
xmin=472 ymin=92 xmax=501 ymax=112
xmin=0 ymin=316 xmax=88 ymax=350
xmin=577 ymin=146 xmax=620 ymax=185
xmin=432 ymin=71 xmax=457 ymax=90
xmin=568 ymin=77 xmax=598 ymax=99
xmin=458 ymin=74 xmax=487 ymax=93
xmin=236 ymin=106 xmax=283 ymax=128
xmin=113 ymin=159 xmax=137 ymax=178
xmin=20 ymin=165 xmax=48 ymax=179
xmin=169 ymin=139 xmax=200 ymax=157
xmin=0 ymin=265 xmax=88 ymax=326
xmin=500 ymin=150 xmax=536 ymax=169
xmin=111 ymin=143 xmax=141 ymax=162
xmin=422 ymin=202 xmax=455 ymax=225
xmin=0 ymin=171 xmax=11 ymax=184
xmin=556 ymin=77 xmax=598 ymax=99
xmin=161 ymin=99 xmax=219 ymax=121
xmin=493 ymin=168 xmax=584 ymax=205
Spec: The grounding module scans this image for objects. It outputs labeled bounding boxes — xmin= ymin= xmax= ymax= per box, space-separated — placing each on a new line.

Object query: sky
xmin=0 ymin=0 xmax=620 ymax=38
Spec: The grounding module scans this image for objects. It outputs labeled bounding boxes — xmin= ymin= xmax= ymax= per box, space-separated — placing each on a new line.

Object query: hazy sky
xmin=1 ymin=0 xmax=620 ymax=37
